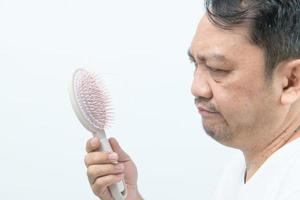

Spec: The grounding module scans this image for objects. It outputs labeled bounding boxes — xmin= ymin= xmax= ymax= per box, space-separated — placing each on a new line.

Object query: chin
xmin=203 ymin=125 xmax=238 ymax=148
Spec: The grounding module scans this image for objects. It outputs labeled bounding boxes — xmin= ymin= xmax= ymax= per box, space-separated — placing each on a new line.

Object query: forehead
xmin=190 ymin=14 xmax=255 ymax=61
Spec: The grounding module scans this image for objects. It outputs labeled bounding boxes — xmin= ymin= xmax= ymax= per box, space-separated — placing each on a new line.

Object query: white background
xmin=0 ymin=0 xmax=239 ymax=199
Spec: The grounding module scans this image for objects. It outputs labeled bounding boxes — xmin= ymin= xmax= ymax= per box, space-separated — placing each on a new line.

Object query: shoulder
xmin=276 ymin=148 xmax=300 ymax=199
xmin=282 ymin=156 xmax=300 ymax=186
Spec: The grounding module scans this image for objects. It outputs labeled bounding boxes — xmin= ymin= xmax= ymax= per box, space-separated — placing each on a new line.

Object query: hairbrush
xmin=68 ymin=68 xmax=127 ymax=200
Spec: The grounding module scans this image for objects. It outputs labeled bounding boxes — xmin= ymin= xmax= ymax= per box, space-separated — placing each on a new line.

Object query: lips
xmin=197 ymin=105 xmax=217 ymax=117
xmin=197 ymin=105 xmax=216 ymax=113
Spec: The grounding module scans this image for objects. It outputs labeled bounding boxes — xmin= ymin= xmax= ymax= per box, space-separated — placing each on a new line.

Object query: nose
xmin=191 ymin=68 xmax=213 ymax=99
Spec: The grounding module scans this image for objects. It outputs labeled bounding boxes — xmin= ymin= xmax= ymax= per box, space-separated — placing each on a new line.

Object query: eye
xmin=190 ymin=61 xmax=199 ymax=71
xmin=189 ymin=59 xmax=198 ymax=67
xmin=206 ymin=65 xmax=229 ymax=74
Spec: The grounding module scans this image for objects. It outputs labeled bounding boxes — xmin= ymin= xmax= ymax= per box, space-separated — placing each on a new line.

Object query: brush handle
xmin=99 ymin=137 xmax=127 ymax=200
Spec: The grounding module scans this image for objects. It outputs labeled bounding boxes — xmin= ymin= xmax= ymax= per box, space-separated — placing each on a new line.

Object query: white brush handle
xmin=98 ymin=137 xmax=127 ymax=200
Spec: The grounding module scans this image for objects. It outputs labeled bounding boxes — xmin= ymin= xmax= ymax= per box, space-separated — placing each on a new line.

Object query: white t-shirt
xmin=213 ymin=138 xmax=300 ymax=200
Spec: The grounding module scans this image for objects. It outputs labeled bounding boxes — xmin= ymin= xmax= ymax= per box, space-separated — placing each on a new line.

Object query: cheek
xmin=212 ymin=82 xmax=264 ymax=126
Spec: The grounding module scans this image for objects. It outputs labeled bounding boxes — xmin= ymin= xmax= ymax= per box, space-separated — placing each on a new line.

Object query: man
xmin=84 ymin=0 xmax=300 ymax=199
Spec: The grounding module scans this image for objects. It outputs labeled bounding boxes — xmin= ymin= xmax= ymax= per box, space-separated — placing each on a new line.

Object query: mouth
xmin=196 ymin=105 xmax=218 ymax=116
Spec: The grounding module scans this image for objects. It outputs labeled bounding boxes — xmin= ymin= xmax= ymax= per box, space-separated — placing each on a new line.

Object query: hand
xmin=85 ymin=137 xmax=143 ymax=200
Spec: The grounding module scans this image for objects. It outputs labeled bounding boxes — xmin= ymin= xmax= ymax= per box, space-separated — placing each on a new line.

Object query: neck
xmin=242 ymin=119 xmax=300 ymax=183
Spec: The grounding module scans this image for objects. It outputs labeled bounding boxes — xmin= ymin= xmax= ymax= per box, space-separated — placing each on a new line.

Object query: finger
xmin=85 ymin=151 xmax=119 ymax=167
xmin=86 ymin=137 xmax=100 ymax=153
xmin=92 ymin=173 xmax=125 ymax=197
xmin=109 ymin=137 xmax=131 ymax=162
xmin=87 ymin=163 xmax=125 ymax=184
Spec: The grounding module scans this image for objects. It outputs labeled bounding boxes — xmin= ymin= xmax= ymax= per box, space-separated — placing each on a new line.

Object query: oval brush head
xmin=69 ymin=68 xmax=127 ymax=200
xmin=69 ymin=68 xmax=114 ymax=135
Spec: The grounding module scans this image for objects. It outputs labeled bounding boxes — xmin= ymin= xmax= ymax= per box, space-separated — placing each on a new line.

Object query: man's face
xmin=190 ymin=15 xmax=282 ymax=149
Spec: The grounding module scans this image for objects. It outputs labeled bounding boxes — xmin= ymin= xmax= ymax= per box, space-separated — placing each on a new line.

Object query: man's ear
xmin=279 ymin=59 xmax=300 ymax=105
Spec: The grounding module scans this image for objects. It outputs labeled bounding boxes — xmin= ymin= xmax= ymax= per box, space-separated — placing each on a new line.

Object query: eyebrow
xmin=187 ymin=49 xmax=228 ymax=63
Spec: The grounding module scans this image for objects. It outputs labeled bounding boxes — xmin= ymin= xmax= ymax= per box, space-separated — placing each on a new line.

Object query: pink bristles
xmin=73 ymin=69 xmax=114 ymax=130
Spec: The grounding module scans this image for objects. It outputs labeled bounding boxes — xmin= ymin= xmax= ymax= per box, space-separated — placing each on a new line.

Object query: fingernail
xmin=108 ymin=153 xmax=118 ymax=161
xmin=90 ymin=138 xmax=98 ymax=147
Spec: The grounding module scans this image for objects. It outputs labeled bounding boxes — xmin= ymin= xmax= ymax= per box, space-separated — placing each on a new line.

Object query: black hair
xmin=205 ymin=0 xmax=300 ymax=78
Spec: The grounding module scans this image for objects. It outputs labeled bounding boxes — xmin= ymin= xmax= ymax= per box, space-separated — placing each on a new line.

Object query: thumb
xmin=109 ymin=137 xmax=131 ymax=162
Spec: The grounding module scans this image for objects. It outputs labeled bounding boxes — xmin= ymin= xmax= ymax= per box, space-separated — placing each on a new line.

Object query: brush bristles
xmin=73 ymin=69 xmax=114 ymax=130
